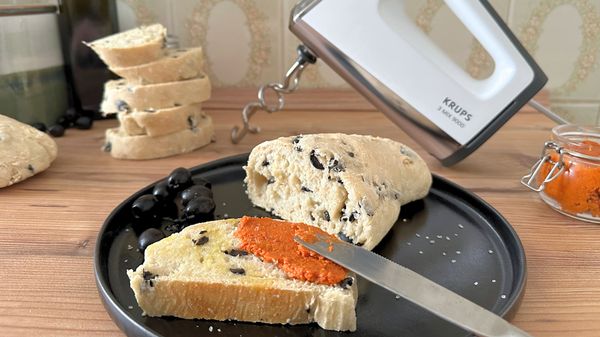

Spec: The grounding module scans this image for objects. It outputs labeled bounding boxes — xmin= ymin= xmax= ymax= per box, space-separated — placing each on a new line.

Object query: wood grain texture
xmin=1 ymin=89 xmax=598 ymax=337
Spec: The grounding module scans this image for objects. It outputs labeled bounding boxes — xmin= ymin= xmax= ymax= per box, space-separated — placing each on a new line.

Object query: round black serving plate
xmin=95 ymin=153 xmax=526 ymax=337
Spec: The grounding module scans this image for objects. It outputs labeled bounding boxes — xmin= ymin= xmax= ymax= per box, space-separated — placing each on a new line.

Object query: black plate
xmin=95 ymin=154 xmax=526 ymax=337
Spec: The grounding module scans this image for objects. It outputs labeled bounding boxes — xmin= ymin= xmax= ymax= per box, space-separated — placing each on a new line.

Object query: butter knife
xmin=294 ymin=234 xmax=532 ymax=337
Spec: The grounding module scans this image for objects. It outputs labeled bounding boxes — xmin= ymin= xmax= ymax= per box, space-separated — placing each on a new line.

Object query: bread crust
xmin=130 ymin=276 xmax=315 ymax=324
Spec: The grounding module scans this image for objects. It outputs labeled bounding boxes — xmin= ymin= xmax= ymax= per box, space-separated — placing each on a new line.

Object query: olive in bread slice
xmin=84 ymin=24 xmax=167 ymax=68
xmin=127 ymin=218 xmax=357 ymax=331
xmin=244 ymin=134 xmax=432 ymax=250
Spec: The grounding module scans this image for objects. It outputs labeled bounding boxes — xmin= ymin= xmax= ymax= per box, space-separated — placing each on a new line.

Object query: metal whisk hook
xmin=231 ymin=103 xmax=261 ymax=144
xmin=231 ymin=45 xmax=317 ymax=144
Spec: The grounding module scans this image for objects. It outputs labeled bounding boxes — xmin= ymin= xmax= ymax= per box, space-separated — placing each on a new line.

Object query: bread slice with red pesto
xmin=127 ymin=218 xmax=357 ymax=331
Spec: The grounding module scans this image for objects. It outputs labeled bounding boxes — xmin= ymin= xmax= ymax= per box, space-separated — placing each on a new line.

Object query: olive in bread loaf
xmin=244 ymin=134 xmax=432 ymax=250
xmin=117 ymin=103 xmax=206 ymax=137
xmin=127 ymin=218 xmax=357 ymax=331
xmin=110 ymin=47 xmax=204 ymax=84
xmin=100 ymin=75 xmax=211 ymax=115
xmin=104 ymin=115 xmax=214 ymax=160
xmin=84 ymin=24 xmax=166 ymax=68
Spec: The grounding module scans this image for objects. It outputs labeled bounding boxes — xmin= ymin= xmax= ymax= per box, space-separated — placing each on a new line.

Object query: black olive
xmin=138 ymin=228 xmax=165 ymax=251
xmin=309 ymin=150 xmax=324 ymax=170
xmin=55 ymin=116 xmax=71 ymax=128
xmin=184 ymin=197 xmax=216 ymax=223
xmin=179 ymin=185 xmax=213 ymax=206
xmin=167 ymin=167 xmax=192 ymax=192
xmin=115 ymin=99 xmax=130 ymax=112
xmin=65 ymin=108 xmax=79 ymax=122
xmin=328 ymin=158 xmax=345 ymax=172
xmin=143 ymin=270 xmax=156 ymax=280
xmin=187 ymin=116 xmax=195 ymax=130
xmin=192 ymin=236 xmax=209 ymax=245
xmin=224 ymin=249 xmax=248 ymax=256
xmin=48 ymin=124 xmax=65 ymax=137
xmin=337 ymin=232 xmax=353 ymax=243
xmin=339 ymin=277 xmax=354 ymax=289
xmin=192 ymin=176 xmax=212 ymax=189
xmin=102 ymin=142 xmax=112 ymax=152
xmin=31 ymin=122 xmax=47 ymax=132
xmin=131 ymin=194 xmax=159 ymax=221
xmin=152 ymin=180 xmax=171 ymax=202
xmin=74 ymin=116 xmax=93 ymax=129
xmin=229 ymin=268 xmax=246 ymax=275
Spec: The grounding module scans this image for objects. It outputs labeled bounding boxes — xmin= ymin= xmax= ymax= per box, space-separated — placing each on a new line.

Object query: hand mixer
xmin=232 ymin=0 xmax=562 ymax=166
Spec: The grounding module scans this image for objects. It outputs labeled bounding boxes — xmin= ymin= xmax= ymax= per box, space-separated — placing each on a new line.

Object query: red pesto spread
xmin=235 ymin=216 xmax=347 ymax=285
xmin=540 ymin=140 xmax=600 ymax=216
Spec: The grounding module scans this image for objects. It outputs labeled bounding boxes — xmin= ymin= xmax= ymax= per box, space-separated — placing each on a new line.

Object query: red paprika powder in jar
xmin=522 ymin=125 xmax=600 ymax=223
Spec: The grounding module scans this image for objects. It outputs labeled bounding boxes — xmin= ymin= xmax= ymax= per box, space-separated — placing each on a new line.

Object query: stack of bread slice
xmin=86 ymin=24 xmax=214 ymax=160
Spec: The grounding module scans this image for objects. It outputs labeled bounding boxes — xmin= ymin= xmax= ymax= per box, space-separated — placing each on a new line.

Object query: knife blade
xmin=294 ymin=234 xmax=532 ymax=337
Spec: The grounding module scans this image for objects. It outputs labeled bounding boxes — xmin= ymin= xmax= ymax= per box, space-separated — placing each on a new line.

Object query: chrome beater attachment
xmin=231 ymin=45 xmax=317 ymax=144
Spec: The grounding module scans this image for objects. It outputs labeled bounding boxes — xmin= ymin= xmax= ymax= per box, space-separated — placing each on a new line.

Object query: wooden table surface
xmin=1 ymin=89 xmax=598 ymax=337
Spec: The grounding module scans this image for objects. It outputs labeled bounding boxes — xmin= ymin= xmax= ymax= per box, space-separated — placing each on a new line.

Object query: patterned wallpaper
xmin=4 ymin=0 xmax=600 ymax=124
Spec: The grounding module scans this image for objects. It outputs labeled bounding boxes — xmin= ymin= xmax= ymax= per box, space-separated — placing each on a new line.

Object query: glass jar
xmin=522 ymin=125 xmax=600 ymax=223
xmin=0 ymin=4 xmax=68 ymax=126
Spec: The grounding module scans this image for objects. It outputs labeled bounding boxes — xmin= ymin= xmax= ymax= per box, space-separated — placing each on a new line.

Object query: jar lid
xmin=521 ymin=125 xmax=600 ymax=192
xmin=0 ymin=5 xmax=58 ymax=16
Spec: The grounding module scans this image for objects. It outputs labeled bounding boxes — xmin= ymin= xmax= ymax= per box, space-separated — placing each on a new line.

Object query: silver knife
xmin=294 ymin=234 xmax=532 ymax=337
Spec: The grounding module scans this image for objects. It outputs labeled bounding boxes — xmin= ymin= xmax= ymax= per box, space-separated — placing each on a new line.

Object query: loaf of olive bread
xmin=84 ymin=24 xmax=166 ymax=68
xmin=110 ymin=47 xmax=204 ymax=84
xmin=117 ymin=103 xmax=207 ymax=137
xmin=244 ymin=134 xmax=432 ymax=250
xmin=0 ymin=115 xmax=57 ymax=188
xmin=99 ymin=75 xmax=211 ymax=115
xmin=127 ymin=218 xmax=357 ymax=331
xmin=104 ymin=115 xmax=214 ymax=160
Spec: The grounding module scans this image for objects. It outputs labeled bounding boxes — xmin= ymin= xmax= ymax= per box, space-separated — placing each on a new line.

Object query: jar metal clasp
xmin=521 ymin=141 xmax=566 ymax=192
